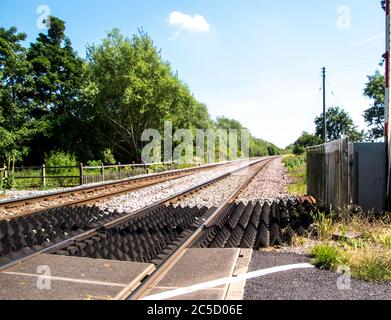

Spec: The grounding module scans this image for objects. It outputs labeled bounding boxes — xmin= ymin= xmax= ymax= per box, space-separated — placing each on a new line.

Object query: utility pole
xmin=386 ymin=0 xmax=391 ymax=210
xmin=322 ymin=67 xmax=327 ymax=143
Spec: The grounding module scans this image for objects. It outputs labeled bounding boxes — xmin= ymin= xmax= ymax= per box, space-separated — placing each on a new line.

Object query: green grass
xmin=282 ymin=154 xmax=307 ymax=196
xmin=347 ymin=248 xmax=391 ymax=282
xmin=4 ymin=162 xmax=196 ymax=190
xmin=308 ymin=207 xmax=391 ymax=282
xmin=377 ymin=233 xmax=391 ymax=250
xmin=310 ymin=216 xmax=391 ymax=282
xmin=311 ymin=244 xmax=345 ymax=270
xmin=287 ymin=183 xmax=307 ymax=196
xmin=282 ymin=154 xmax=306 ymax=171
xmin=12 ymin=168 xmax=80 ymax=189
xmin=311 ymin=210 xmax=336 ymax=241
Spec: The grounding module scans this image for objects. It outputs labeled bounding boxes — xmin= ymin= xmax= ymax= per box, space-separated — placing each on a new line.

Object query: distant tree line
xmin=0 ymin=17 xmax=280 ymax=167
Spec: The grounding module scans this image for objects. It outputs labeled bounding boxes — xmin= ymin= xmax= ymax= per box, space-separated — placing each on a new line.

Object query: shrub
xmin=1 ymin=173 xmax=15 ymax=190
xmin=282 ymin=154 xmax=306 ymax=175
xmin=292 ymin=132 xmax=322 ymax=155
xmin=45 ymin=151 xmax=78 ymax=168
xmin=87 ymin=160 xmax=103 ymax=167
xmin=44 ymin=151 xmax=79 ymax=187
xmin=102 ymin=149 xmax=116 ymax=165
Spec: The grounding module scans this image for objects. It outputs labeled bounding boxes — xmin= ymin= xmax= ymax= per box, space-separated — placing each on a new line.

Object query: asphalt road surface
xmin=244 ymin=252 xmax=391 ymax=300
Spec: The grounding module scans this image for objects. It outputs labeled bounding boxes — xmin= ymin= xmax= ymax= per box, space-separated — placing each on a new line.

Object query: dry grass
xmin=377 ymin=233 xmax=391 ymax=250
xmin=311 ymin=210 xmax=336 ymax=241
xmin=308 ymin=209 xmax=391 ymax=282
xmin=346 ymin=247 xmax=391 ymax=282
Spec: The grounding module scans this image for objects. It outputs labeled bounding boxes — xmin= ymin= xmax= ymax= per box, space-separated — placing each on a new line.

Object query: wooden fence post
xmin=41 ymin=164 xmax=46 ymax=188
xmin=143 ymin=162 xmax=148 ymax=174
xmin=118 ymin=162 xmax=122 ymax=179
xmin=79 ymin=163 xmax=84 ymax=185
xmin=101 ymin=163 xmax=105 ymax=182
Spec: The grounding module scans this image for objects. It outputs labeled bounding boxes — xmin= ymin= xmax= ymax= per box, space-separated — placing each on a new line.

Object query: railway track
xmin=124 ymin=157 xmax=316 ymax=300
xmin=0 ymin=158 xmax=266 ymax=270
xmin=0 ymin=159 xmax=250 ymax=220
xmin=0 ymin=156 xmax=316 ymax=300
xmin=126 ymin=158 xmax=272 ymax=300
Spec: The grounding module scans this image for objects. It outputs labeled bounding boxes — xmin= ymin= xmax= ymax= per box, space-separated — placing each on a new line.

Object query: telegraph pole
xmin=322 ymin=67 xmax=327 ymax=143
xmin=386 ymin=0 xmax=391 ymax=210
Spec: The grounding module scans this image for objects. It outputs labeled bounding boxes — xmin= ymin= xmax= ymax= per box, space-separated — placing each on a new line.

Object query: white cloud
xmin=169 ymin=31 xmax=180 ymax=42
xmin=168 ymin=11 xmax=210 ymax=32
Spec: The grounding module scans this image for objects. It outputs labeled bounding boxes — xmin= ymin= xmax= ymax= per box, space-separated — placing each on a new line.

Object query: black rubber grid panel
xmin=54 ymin=205 xmax=212 ymax=264
xmin=193 ymin=199 xmax=316 ymax=249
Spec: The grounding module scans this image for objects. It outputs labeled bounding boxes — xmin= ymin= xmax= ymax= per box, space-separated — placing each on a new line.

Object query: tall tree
xmin=363 ymin=71 xmax=385 ymax=141
xmin=315 ymin=106 xmax=364 ymax=142
xmin=26 ymin=16 xmax=83 ymax=163
xmin=0 ymin=27 xmax=36 ymax=164
xmin=83 ymin=29 xmax=212 ymax=162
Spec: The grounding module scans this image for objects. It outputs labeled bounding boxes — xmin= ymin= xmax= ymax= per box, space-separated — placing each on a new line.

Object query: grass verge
xmin=282 ymin=154 xmax=307 ymax=196
xmin=310 ymin=212 xmax=391 ymax=283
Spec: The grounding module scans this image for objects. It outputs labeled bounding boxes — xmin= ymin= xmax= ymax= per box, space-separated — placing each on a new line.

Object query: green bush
xmin=87 ymin=160 xmax=103 ymax=167
xmin=0 ymin=174 xmax=15 ymax=190
xmin=45 ymin=151 xmax=78 ymax=168
xmin=292 ymin=132 xmax=322 ymax=155
xmin=283 ymin=154 xmax=306 ymax=172
xmin=44 ymin=151 xmax=79 ymax=187
xmin=102 ymin=149 xmax=116 ymax=165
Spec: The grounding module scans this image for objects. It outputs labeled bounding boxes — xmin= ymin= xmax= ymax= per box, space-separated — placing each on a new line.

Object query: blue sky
xmin=0 ymin=0 xmax=385 ymax=148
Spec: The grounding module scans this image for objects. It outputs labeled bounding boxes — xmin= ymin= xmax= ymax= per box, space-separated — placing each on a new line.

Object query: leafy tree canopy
xmin=292 ymin=132 xmax=322 ymax=155
xmin=0 ymin=26 xmax=37 ymax=163
xmin=0 ymin=18 xmax=281 ymax=166
xmin=315 ymin=106 xmax=364 ymax=143
xmin=363 ymin=71 xmax=385 ymax=141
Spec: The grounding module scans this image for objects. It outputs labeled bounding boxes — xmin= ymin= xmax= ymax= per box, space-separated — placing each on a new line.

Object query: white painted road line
xmin=141 ymin=263 xmax=314 ymax=300
xmin=3 ymin=271 xmax=128 ymax=288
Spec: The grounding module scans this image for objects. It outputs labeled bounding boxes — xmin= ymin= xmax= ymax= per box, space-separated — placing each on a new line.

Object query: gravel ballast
xmin=244 ymin=252 xmax=391 ymax=300
xmin=175 ymin=175 xmax=249 ymax=209
xmin=0 ymin=161 xmax=249 ymax=204
xmin=236 ymin=158 xmax=293 ymax=204
xmin=98 ymin=162 xmax=250 ymax=213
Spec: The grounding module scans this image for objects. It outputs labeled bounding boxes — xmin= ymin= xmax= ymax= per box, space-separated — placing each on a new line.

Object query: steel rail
xmin=0 ymin=158 xmax=268 ymax=272
xmin=0 ymin=158 xmax=254 ymax=219
xmin=126 ymin=157 xmax=276 ymax=300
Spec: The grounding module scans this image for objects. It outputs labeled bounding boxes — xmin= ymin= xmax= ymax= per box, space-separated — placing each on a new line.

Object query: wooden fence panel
xmin=307 ymin=138 xmax=350 ymax=210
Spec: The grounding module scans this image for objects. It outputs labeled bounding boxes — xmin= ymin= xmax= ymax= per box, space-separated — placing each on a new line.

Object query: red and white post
xmin=386 ymin=0 xmax=391 ymax=210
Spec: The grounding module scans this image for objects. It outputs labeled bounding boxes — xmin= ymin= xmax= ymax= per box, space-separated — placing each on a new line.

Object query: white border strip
xmin=141 ymin=263 xmax=314 ymax=300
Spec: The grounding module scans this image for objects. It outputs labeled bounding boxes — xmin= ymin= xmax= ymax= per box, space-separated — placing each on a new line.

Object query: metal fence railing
xmin=2 ymin=161 xmax=178 ymax=189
